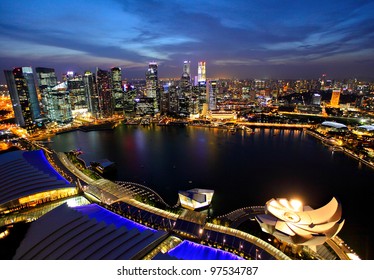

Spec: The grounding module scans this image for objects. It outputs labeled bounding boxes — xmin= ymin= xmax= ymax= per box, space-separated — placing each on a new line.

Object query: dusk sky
xmin=1 ymin=0 xmax=374 ymax=82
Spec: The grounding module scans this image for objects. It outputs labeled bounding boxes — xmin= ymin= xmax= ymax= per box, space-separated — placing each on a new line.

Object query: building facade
xmin=96 ymin=68 xmax=114 ymax=118
xmin=4 ymin=67 xmax=41 ymax=131
xmin=145 ymin=62 xmax=159 ymax=114
xmin=111 ymin=67 xmax=124 ymax=114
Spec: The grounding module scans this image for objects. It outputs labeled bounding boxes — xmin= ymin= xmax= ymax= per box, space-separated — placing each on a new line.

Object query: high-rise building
xmin=62 ymin=71 xmax=74 ymax=82
xmin=168 ymin=85 xmax=178 ymax=116
xmin=43 ymin=82 xmax=73 ymax=124
xmin=160 ymin=83 xmax=170 ymax=115
xmin=198 ymin=61 xmax=206 ymax=83
xmin=4 ymin=67 xmax=41 ymax=131
xmin=206 ymin=80 xmax=217 ymax=111
xmin=180 ymin=73 xmax=191 ymax=91
xmin=183 ymin=60 xmax=191 ymax=77
xmin=111 ymin=67 xmax=124 ymax=114
xmin=145 ymin=62 xmax=159 ymax=114
xmin=96 ymin=68 xmax=113 ymax=118
xmin=83 ymin=71 xmax=99 ymax=118
xmin=4 ymin=70 xmax=23 ymax=126
xmin=330 ymin=89 xmax=341 ymax=107
xmin=311 ymin=93 xmax=322 ymax=106
xmin=35 ymin=67 xmax=58 ymax=118
xmin=145 ymin=62 xmax=158 ymax=98
xmin=123 ymin=83 xmax=137 ymax=116
xmin=67 ymin=75 xmax=88 ymax=116
xmin=35 ymin=67 xmax=58 ymax=90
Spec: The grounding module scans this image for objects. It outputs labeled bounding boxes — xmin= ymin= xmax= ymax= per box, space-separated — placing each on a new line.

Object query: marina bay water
xmin=48 ymin=124 xmax=374 ymax=259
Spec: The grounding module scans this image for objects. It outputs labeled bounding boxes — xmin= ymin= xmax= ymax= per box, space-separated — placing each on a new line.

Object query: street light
xmin=255 ymin=248 xmax=261 ymax=260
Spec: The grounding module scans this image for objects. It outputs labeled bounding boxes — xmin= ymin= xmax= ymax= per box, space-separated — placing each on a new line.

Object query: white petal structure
xmin=256 ymin=197 xmax=345 ymax=246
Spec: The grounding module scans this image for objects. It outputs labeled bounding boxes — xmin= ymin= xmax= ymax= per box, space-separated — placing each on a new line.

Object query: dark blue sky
xmin=1 ymin=0 xmax=374 ymax=82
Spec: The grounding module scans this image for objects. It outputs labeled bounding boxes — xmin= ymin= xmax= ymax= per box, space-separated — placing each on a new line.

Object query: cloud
xmin=0 ymin=0 xmax=374 ymax=80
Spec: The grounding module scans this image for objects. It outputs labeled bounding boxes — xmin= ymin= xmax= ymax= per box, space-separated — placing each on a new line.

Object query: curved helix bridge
xmin=115 ymin=181 xmax=180 ymax=209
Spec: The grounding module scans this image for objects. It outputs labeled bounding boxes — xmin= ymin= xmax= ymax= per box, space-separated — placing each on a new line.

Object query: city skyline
xmin=1 ymin=0 xmax=374 ymax=83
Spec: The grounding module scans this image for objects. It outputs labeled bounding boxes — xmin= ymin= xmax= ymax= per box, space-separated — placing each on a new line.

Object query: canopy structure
xmin=321 ymin=121 xmax=347 ymax=129
xmin=0 ymin=150 xmax=76 ymax=214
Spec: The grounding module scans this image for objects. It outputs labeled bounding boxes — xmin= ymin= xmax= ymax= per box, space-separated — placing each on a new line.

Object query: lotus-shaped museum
xmin=255 ymin=197 xmax=345 ymax=246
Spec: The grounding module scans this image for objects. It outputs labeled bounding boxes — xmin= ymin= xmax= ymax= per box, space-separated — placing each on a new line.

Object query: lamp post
xmin=255 ymin=248 xmax=261 ymax=260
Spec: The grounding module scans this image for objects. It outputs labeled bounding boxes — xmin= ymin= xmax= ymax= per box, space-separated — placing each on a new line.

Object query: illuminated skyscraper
xmin=35 ymin=67 xmax=58 ymax=90
xmin=68 ymin=75 xmax=88 ymax=115
xmin=146 ymin=62 xmax=158 ymax=98
xmin=44 ymin=82 xmax=73 ymax=124
xmin=4 ymin=67 xmax=41 ymax=131
xmin=206 ymin=80 xmax=217 ymax=111
xmin=83 ymin=71 xmax=99 ymax=118
xmin=123 ymin=83 xmax=137 ymax=116
xmin=111 ymin=67 xmax=124 ymax=114
xmin=168 ymin=85 xmax=178 ymax=115
xmin=35 ymin=67 xmax=58 ymax=119
xmin=311 ymin=93 xmax=322 ymax=106
xmin=198 ymin=61 xmax=206 ymax=83
xmin=96 ymin=68 xmax=114 ymax=118
xmin=330 ymin=89 xmax=341 ymax=107
xmin=145 ymin=62 xmax=159 ymax=113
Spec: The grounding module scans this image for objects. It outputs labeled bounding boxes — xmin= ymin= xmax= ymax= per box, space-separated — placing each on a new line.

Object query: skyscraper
xmin=96 ymin=68 xmax=113 ymax=118
xmin=183 ymin=60 xmax=191 ymax=77
xmin=68 ymin=75 xmax=89 ymax=115
xmin=206 ymin=80 xmax=217 ymax=111
xmin=180 ymin=61 xmax=194 ymax=116
xmin=330 ymin=89 xmax=341 ymax=107
xmin=83 ymin=71 xmax=99 ymax=118
xmin=43 ymin=82 xmax=73 ymax=124
xmin=35 ymin=67 xmax=58 ymax=118
xmin=198 ymin=61 xmax=206 ymax=83
xmin=4 ymin=70 xmax=23 ymax=125
xmin=4 ymin=67 xmax=41 ymax=131
xmin=111 ymin=67 xmax=124 ymax=114
xmin=145 ymin=62 xmax=159 ymax=114
xmin=35 ymin=67 xmax=58 ymax=90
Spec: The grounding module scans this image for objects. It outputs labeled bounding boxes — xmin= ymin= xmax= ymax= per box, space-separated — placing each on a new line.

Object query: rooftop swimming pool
xmin=168 ymin=240 xmax=243 ymax=260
